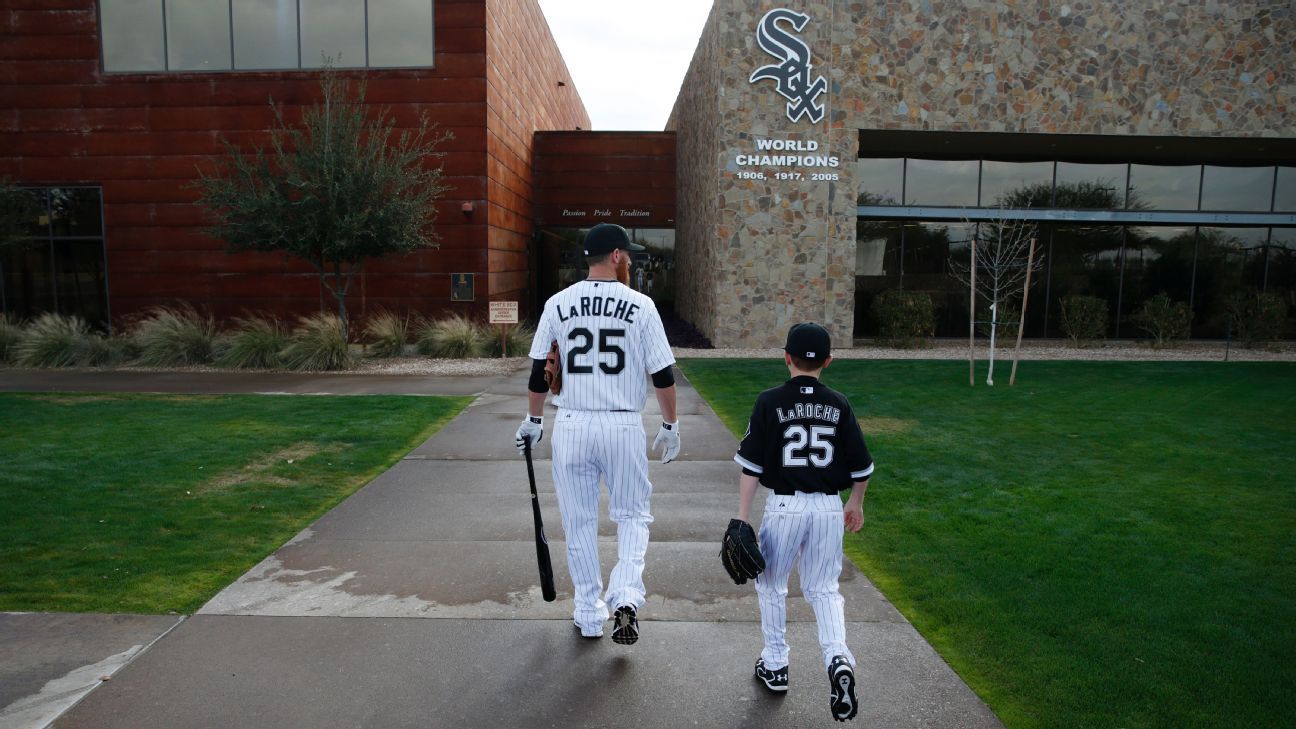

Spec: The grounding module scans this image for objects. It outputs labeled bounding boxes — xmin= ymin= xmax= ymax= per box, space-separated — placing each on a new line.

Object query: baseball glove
xmin=543 ymin=340 xmax=561 ymax=394
xmin=720 ymin=518 xmax=765 ymax=585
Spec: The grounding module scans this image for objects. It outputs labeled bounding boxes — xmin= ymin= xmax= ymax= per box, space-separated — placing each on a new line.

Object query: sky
xmin=535 ymin=0 xmax=715 ymax=131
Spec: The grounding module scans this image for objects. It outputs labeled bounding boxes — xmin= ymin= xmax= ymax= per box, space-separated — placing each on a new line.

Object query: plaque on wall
xmin=451 ymin=273 xmax=475 ymax=302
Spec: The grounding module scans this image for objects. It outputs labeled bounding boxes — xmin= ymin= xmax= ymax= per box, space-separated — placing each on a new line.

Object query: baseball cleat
xmin=828 ymin=655 xmax=857 ymax=721
xmin=611 ymin=604 xmax=639 ymax=645
xmin=754 ymin=658 xmax=788 ymax=693
xmin=573 ymin=621 xmax=603 ymax=639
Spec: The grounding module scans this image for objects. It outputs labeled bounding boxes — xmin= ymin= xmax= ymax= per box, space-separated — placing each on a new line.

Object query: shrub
xmin=363 ymin=310 xmax=410 ymax=358
xmin=0 ymin=315 xmax=22 ymax=364
xmin=870 ymin=290 xmax=934 ymax=347
xmin=281 ymin=312 xmax=355 ymax=371
xmin=485 ymin=322 xmax=534 ymax=358
xmin=1133 ymin=293 xmax=1192 ymax=347
xmin=80 ymin=334 xmax=128 ymax=367
xmin=130 ymin=304 xmax=217 ymax=367
xmin=14 ymin=313 xmax=91 ymax=367
xmin=416 ymin=313 xmax=486 ymax=358
xmin=1226 ymin=290 xmax=1288 ymax=348
xmin=217 ymin=316 xmax=287 ymax=369
xmin=1059 ymin=295 xmax=1108 ymax=346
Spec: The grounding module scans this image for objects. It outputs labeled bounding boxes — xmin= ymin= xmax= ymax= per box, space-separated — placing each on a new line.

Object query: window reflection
xmin=1 ymin=188 xmax=108 ymax=327
xmin=368 ymin=0 xmax=435 ymax=68
xmin=1122 ymin=226 xmax=1195 ymax=337
xmin=1200 ymin=166 xmax=1274 ymax=212
xmin=1274 ymin=167 xmax=1296 ymax=212
xmin=233 ymin=0 xmax=299 ymax=69
xmin=300 ymin=0 xmax=367 ymax=68
xmin=1266 ymin=229 xmax=1296 ymax=333
xmin=908 ymin=222 xmax=974 ymax=336
xmin=853 ymin=222 xmax=901 ymax=336
xmin=166 ymin=0 xmax=232 ymax=70
xmin=100 ymin=0 xmax=166 ymax=72
xmin=904 ymin=159 xmax=978 ymax=206
xmin=856 ymin=158 xmax=902 ymax=206
xmin=1051 ymin=162 xmax=1126 ymax=209
xmin=1046 ymin=225 xmax=1123 ymax=337
xmin=1128 ymin=164 xmax=1201 ymax=210
xmin=980 ymin=161 xmax=1052 ymax=207
xmin=1194 ymin=227 xmax=1269 ymax=336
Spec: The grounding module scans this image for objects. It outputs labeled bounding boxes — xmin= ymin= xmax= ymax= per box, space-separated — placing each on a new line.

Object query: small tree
xmin=950 ymin=213 xmax=1044 ymax=385
xmin=196 ymin=65 xmax=451 ymax=337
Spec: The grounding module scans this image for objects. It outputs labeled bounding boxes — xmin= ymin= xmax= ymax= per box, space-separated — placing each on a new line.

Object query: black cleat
xmin=754 ymin=658 xmax=788 ymax=693
xmin=828 ymin=655 xmax=857 ymax=721
xmin=611 ymin=604 xmax=639 ymax=645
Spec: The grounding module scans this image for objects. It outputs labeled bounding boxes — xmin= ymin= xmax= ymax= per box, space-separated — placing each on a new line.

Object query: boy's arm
xmin=844 ymin=478 xmax=867 ymax=532
xmin=738 ymin=472 xmax=760 ymax=523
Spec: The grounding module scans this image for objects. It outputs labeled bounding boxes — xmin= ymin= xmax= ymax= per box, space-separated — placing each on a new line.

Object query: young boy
xmin=733 ymin=322 xmax=873 ymax=722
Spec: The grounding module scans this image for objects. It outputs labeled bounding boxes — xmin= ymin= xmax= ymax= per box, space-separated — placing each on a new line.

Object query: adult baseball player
xmin=515 ymin=223 xmax=680 ymax=644
xmin=733 ymin=322 xmax=873 ymax=721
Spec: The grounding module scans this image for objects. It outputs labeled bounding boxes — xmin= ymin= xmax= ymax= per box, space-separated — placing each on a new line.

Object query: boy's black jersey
xmin=734 ymin=375 xmax=874 ymax=494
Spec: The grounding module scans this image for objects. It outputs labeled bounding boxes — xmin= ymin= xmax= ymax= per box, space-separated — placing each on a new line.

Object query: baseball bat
xmin=523 ymin=438 xmax=557 ymax=602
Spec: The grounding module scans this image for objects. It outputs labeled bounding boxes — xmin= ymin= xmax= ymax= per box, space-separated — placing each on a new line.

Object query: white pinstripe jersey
xmin=529 ymin=279 xmax=676 ymax=412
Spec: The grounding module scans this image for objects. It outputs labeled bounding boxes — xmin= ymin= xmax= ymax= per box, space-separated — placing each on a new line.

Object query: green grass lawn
xmin=0 ymin=392 xmax=470 ymax=614
xmin=679 ymin=359 xmax=1296 ymax=729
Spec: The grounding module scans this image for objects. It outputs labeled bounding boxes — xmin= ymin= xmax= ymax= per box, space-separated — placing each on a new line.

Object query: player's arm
xmin=644 ymin=305 xmax=681 ymax=462
xmin=841 ymin=404 xmax=874 ymax=532
xmin=737 ymin=472 xmax=760 ymax=523
xmin=516 ymin=306 xmax=555 ymax=451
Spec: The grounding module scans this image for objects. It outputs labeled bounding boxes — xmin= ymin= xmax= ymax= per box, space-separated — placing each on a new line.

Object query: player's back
xmin=534 ymin=280 xmax=674 ymax=412
xmin=738 ymin=376 xmax=873 ymax=494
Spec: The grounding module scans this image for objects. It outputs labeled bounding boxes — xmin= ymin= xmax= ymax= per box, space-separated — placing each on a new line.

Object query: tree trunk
xmin=969 ymin=239 xmax=977 ymax=387
xmin=987 ymin=303 xmax=997 ymax=386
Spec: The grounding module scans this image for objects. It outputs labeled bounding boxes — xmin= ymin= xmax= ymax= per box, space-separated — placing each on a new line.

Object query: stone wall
xmin=671 ymin=0 xmax=1295 ymax=348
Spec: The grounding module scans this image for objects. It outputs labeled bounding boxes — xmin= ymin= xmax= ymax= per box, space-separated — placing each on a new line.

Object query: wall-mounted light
xmin=461 ymin=202 xmax=474 ymax=216
xmin=557 ymin=80 xmax=566 ymax=87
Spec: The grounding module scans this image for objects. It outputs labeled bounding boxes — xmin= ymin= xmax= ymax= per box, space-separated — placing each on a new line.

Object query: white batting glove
xmin=652 ymin=421 xmax=680 ymax=464
xmin=515 ymin=415 xmax=543 ymax=454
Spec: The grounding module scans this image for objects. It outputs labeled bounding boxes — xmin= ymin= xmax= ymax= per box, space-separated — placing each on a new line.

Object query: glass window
xmin=53 ymin=241 xmax=109 ymax=326
xmin=232 ymin=0 xmax=299 ymax=69
xmin=853 ymin=221 xmax=901 ymax=337
xmin=48 ymin=188 xmax=104 ymax=238
xmin=100 ymin=0 xmax=166 ymax=72
xmin=907 ymin=222 xmax=977 ymax=337
xmin=1128 ymin=164 xmax=1201 ymax=211
xmin=1266 ymin=229 xmax=1296 ymax=336
xmin=904 ymin=159 xmax=978 ymax=207
xmin=1 ymin=242 xmax=56 ymax=319
xmin=1046 ymin=225 xmax=1124 ymax=338
xmin=1122 ymin=226 xmax=1196 ymax=337
xmin=300 ymin=0 xmax=366 ymax=68
xmin=165 ymin=0 xmax=233 ymax=71
xmin=1193 ymin=227 xmax=1269 ymax=337
xmin=1274 ymin=167 xmax=1296 ymax=212
xmin=856 ymin=158 xmax=903 ymax=206
xmin=1054 ymin=162 xmax=1126 ymax=209
xmin=1200 ymin=166 xmax=1275 ymax=212
xmin=979 ymin=161 xmax=1053 ymax=207
xmin=368 ymin=0 xmax=435 ymax=68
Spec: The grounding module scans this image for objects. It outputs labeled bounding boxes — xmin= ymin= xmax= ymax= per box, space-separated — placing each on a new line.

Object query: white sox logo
xmin=749 ymin=8 xmax=827 ymax=124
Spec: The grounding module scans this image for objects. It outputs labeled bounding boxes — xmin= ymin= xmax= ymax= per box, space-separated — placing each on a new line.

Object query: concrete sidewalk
xmin=22 ymin=371 xmax=1001 ymax=728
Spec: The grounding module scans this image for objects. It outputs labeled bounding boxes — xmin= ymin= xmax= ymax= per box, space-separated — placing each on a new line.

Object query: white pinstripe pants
xmin=551 ymin=409 xmax=654 ymax=632
xmin=755 ymin=490 xmax=855 ymax=671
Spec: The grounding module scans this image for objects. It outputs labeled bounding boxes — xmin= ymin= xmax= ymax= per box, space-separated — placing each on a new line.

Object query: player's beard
xmin=616 ymin=254 xmax=631 ymax=285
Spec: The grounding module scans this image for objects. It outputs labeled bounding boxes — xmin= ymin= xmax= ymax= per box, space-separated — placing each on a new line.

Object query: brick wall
xmin=0 ymin=0 xmax=492 ymax=325
xmin=483 ymin=0 xmax=589 ymax=318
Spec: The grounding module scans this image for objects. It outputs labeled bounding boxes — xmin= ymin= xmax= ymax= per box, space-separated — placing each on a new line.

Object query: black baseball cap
xmin=784 ymin=322 xmax=831 ymax=361
xmin=583 ymin=223 xmax=645 ymax=256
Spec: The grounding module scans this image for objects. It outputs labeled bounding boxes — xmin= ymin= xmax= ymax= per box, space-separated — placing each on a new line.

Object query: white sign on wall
xmin=749 ymin=8 xmax=828 ymax=124
xmin=489 ymin=301 xmax=518 ymax=324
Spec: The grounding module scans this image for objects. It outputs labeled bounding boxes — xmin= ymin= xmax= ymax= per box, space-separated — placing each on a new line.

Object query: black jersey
xmin=734 ymin=375 xmax=874 ymax=495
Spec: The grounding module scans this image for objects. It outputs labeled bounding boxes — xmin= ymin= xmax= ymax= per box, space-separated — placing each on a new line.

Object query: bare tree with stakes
xmin=950 ymin=213 xmax=1044 ymax=386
